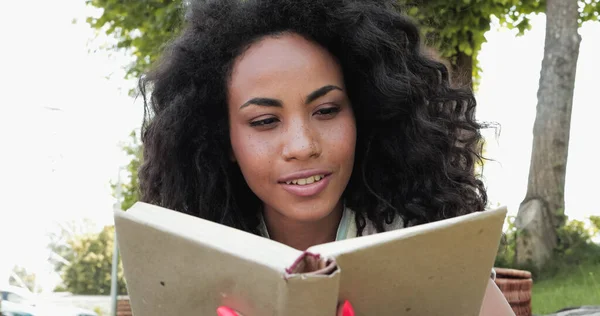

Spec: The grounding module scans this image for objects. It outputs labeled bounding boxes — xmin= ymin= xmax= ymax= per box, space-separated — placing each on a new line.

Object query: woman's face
xmin=227 ymin=33 xmax=356 ymax=223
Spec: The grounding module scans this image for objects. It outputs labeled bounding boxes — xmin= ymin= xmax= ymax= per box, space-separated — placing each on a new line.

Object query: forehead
xmin=228 ymin=33 xmax=344 ymax=102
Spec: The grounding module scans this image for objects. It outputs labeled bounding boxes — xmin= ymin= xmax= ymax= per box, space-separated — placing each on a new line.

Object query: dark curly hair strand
xmin=139 ymin=0 xmax=488 ymax=236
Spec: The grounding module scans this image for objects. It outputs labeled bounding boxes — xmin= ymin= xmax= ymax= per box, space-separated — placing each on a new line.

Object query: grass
xmin=531 ymin=261 xmax=600 ymax=315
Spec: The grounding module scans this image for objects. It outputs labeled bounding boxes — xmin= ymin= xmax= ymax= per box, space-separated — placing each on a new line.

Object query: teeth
xmin=285 ymin=175 xmax=325 ymax=186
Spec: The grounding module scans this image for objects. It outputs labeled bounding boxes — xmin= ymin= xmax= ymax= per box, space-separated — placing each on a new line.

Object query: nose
xmin=281 ymin=120 xmax=321 ymax=161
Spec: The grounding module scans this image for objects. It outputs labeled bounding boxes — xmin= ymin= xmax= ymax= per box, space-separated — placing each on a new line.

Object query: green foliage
xmin=88 ymin=0 xmax=521 ymax=83
xmin=86 ymin=0 xmax=599 ymax=84
xmin=401 ymin=0 xmax=516 ymax=83
xmin=94 ymin=306 xmax=105 ymax=316
xmin=496 ymin=216 xmax=600 ymax=280
xmin=531 ymin=261 xmax=600 ymax=315
xmin=579 ymin=0 xmax=600 ymax=24
xmin=47 ymin=219 xmax=99 ymax=274
xmin=53 ymin=284 xmax=68 ymax=292
xmin=553 ymin=219 xmax=600 ymax=265
xmin=85 ymin=0 xmax=599 ymax=88
xmin=400 ymin=0 xmax=598 ymax=85
xmin=86 ymin=0 xmax=185 ymax=78
xmin=9 ymin=266 xmax=36 ymax=292
xmin=111 ymin=131 xmax=143 ymax=211
xmin=590 ymin=215 xmax=600 ymax=236
xmin=59 ymin=226 xmax=127 ymax=295
xmin=495 ymin=215 xmax=517 ymax=268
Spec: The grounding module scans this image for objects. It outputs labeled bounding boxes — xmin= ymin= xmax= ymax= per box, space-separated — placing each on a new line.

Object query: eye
xmin=250 ymin=117 xmax=279 ymax=127
xmin=314 ymin=106 xmax=341 ymax=117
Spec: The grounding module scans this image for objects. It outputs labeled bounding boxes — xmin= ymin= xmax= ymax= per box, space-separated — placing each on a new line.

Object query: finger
xmin=216 ymin=306 xmax=243 ymax=316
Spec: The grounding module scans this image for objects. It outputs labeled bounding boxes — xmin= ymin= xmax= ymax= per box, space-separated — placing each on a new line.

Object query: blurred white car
xmin=1 ymin=299 xmax=37 ymax=316
xmin=0 ymin=286 xmax=97 ymax=316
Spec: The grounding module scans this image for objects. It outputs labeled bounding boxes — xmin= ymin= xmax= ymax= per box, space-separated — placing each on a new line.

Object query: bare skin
xmin=228 ymin=33 xmax=355 ymax=251
xmin=223 ymin=33 xmax=514 ymax=316
xmin=480 ymin=279 xmax=516 ymax=316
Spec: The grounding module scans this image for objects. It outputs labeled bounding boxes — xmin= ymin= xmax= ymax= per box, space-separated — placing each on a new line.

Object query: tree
xmin=111 ymin=130 xmax=143 ymax=211
xmin=87 ymin=0 xmax=599 ymax=269
xmin=86 ymin=0 xmax=598 ymax=85
xmin=399 ymin=0 xmax=547 ymax=87
xmin=58 ymin=226 xmax=127 ymax=295
xmin=514 ymin=0 xmax=582 ymax=269
xmin=86 ymin=0 xmax=185 ymax=79
xmin=47 ymin=218 xmax=99 ymax=274
xmin=591 ymin=216 xmax=600 ymax=237
xmin=85 ymin=0 xmax=547 ymax=88
xmin=9 ymin=266 xmax=36 ymax=292
xmin=400 ymin=0 xmax=599 ymax=269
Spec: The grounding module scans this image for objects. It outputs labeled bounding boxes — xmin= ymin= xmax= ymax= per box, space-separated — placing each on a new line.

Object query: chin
xmin=279 ymin=199 xmax=341 ymax=222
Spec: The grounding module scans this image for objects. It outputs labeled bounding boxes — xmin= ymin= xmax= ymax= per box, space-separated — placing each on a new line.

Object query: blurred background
xmin=0 ymin=0 xmax=598 ymax=315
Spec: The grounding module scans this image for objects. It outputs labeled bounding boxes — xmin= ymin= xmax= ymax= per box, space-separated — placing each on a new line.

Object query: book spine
xmin=278 ymin=270 xmax=341 ymax=316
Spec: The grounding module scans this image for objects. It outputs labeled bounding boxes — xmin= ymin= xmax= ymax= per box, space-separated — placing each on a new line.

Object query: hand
xmin=216 ymin=300 xmax=354 ymax=316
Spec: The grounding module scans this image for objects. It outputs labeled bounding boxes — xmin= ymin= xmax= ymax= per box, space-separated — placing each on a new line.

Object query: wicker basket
xmin=494 ymin=268 xmax=533 ymax=316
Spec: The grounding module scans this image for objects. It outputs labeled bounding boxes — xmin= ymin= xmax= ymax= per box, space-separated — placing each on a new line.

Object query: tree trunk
xmin=422 ymin=43 xmax=473 ymax=89
xmin=515 ymin=0 xmax=581 ymax=269
xmin=451 ymin=50 xmax=473 ymax=89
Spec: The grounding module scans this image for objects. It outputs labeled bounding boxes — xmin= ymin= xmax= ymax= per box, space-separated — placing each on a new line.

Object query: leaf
xmin=58 ymin=226 xmax=128 ymax=295
xmin=86 ymin=1 xmax=593 ymax=93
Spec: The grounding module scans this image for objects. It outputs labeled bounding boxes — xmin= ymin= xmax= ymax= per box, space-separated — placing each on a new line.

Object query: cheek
xmin=230 ymin=126 xmax=276 ymax=185
xmin=322 ymin=115 xmax=357 ymax=164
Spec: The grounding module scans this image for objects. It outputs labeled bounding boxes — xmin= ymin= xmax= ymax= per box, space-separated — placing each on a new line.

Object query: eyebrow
xmin=239 ymin=85 xmax=343 ymax=109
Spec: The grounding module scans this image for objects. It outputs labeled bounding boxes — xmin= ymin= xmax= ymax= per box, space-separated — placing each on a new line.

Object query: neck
xmin=262 ymin=201 xmax=343 ymax=251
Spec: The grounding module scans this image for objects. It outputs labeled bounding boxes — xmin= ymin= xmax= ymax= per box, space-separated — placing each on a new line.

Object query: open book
xmin=115 ymin=202 xmax=506 ymax=316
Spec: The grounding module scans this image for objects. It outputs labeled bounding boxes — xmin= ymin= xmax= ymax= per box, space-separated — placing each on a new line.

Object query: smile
xmin=284 ymin=174 xmax=326 ymax=185
xmin=279 ymin=174 xmax=331 ymax=197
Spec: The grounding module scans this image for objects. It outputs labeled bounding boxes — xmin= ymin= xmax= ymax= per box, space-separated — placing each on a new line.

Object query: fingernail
xmin=216 ymin=306 xmax=237 ymax=316
xmin=342 ymin=300 xmax=355 ymax=316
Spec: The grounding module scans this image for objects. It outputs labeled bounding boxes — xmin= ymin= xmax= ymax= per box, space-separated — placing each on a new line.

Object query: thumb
xmin=217 ymin=306 xmax=243 ymax=316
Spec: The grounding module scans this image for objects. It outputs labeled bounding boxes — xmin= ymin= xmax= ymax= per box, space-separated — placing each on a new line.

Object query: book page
xmin=308 ymin=207 xmax=507 ymax=316
xmin=119 ymin=202 xmax=302 ymax=269
xmin=116 ymin=202 xmax=307 ymax=316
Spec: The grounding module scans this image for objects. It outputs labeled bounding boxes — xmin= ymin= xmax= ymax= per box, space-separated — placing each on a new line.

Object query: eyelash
xmin=315 ymin=106 xmax=341 ymax=116
xmin=250 ymin=117 xmax=278 ymax=127
xmin=249 ymin=106 xmax=341 ymax=128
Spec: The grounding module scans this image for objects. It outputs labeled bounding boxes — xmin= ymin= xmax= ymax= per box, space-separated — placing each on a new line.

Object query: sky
xmin=0 ymin=1 xmax=598 ymax=290
xmin=477 ymin=15 xmax=600 ymax=220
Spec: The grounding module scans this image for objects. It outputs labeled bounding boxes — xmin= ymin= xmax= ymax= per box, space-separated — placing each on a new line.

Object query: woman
xmin=139 ymin=0 xmax=514 ymax=315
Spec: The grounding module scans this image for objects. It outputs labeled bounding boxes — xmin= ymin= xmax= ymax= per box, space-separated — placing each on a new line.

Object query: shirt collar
xmin=257 ymin=204 xmax=357 ymax=241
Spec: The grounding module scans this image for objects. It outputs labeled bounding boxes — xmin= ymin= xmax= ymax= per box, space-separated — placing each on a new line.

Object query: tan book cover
xmin=115 ymin=202 xmax=506 ymax=316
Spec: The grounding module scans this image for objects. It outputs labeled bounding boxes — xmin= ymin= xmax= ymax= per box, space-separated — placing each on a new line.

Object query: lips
xmin=278 ymin=169 xmax=332 ymax=183
xmin=278 ymin=169 xmax=333 ymax=197
xmin=283 ymin=174 xmax=326 ymax=185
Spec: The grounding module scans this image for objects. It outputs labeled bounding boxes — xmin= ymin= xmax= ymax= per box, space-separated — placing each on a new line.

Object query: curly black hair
xmin=139 ymin=0 xmax=488 ymax=236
